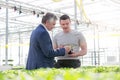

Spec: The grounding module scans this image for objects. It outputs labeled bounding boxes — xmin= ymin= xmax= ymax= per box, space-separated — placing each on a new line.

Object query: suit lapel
xmin=39 ymin=24 xmax=52 ymax=45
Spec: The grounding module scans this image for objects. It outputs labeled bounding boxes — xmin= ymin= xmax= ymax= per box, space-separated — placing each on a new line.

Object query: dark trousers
xmin=54 ymin=59 xmax=81 ymax=68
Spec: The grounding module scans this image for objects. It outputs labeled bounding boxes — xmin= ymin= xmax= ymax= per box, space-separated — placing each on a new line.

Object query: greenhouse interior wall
xmin=0 ymin=24 xmax=120 ymax=67
xmin=0 ymin=0 xmax=120 ymax=68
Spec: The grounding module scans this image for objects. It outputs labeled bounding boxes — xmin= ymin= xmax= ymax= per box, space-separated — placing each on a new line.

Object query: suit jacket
xmin=26 ymin=24 xmax=65 ymax=70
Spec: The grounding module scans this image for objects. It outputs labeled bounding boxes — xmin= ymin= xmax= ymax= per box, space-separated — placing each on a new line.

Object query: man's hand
xmin=68 ymin=52 xmax=78 ymax=57
xmin=64 ymin=45 xmax=71 ymax=54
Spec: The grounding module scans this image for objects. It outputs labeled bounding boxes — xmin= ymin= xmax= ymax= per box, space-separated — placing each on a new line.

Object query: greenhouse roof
xmin=0 ymin=0 xmax=120 ymax=35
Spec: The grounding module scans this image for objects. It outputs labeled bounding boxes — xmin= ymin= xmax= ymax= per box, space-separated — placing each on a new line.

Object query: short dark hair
xmin=41 ymin=12 xmax=57 ymax=24
xmin=60 ymin=14 xmax=70 ymax=21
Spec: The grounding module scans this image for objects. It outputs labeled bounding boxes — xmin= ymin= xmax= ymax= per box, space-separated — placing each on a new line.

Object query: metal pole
xmin=94 ymin=25 xmax=96 ymax=65
xmin=74 ymin=0 xmax=77 ymax=30
xmin=97 ymin=25 xmax=100 ymax=65
xmin=18 ymin=32 xmax=21 ymax=65
xmin=0 ymin=40 xmax=2 ymax=65
xmin=5 ymin=0 xmax=8 ymax=65
xmin=118 ymin=36 xmax=120 ymax=65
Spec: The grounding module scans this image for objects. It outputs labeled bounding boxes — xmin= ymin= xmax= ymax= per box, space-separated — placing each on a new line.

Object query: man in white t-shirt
xmin=53 ymin=14 xmax=87 ymax=68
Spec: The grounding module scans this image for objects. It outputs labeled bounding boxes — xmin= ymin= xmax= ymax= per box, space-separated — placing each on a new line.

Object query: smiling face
xmin=60 ymin=19 xmax=71 ymax=33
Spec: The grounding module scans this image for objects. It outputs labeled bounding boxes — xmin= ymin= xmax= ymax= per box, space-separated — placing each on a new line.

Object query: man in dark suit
xmin=26 ymin=12 xmax=71 ymax=70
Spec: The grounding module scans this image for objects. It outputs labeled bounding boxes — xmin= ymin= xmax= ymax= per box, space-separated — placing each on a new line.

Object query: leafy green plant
xmin=0 ymin=66 xmax=120 ymax=80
